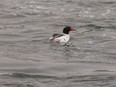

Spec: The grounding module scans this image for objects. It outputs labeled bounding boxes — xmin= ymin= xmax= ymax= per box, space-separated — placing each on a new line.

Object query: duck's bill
xmin=70 ymin=28 xmax=76 ymax=31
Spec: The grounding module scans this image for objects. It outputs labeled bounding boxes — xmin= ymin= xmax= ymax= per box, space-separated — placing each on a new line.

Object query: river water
xmin=0 ymin=0 xmax=116 ymax=87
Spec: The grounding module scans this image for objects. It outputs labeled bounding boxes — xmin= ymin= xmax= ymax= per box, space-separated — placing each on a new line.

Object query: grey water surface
xmin=0 ymin=0 xmax=116 ymax=87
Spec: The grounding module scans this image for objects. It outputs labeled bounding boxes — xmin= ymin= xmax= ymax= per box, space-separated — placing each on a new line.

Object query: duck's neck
xmin=63 ymin=33 xmax=69 ymax=35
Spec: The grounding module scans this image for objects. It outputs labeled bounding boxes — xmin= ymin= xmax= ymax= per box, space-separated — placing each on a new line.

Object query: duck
xmin=49 ymin=26 xmax=75 ymax=45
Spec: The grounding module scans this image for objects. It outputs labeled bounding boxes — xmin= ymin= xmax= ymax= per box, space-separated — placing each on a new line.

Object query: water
xmin=0 ymin=0 xmax=116 ymax=87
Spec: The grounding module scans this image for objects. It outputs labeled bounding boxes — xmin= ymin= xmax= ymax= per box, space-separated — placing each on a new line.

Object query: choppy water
xmin=0 ymin=0 xmax=116 ymax=87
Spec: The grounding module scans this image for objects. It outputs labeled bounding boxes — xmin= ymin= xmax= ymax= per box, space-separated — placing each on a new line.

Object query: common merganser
xmin=49 ymin=26 xmax=75 ymax=45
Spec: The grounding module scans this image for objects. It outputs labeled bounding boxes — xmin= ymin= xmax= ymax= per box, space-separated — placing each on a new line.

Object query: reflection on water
xmin=0 ymin=0 xmax=116 ymax=87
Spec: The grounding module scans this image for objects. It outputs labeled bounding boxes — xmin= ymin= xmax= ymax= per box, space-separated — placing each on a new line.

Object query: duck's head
xmin=63 ymin=26 xmax=75 ymax=34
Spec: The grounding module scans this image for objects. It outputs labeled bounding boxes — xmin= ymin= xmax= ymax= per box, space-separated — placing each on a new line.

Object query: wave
xmin=2 ymin=73 xmax=59 ymax=79
xmin=79 ymin=24 xmax=116 ymax=30
xmin=68 ymin=74 xmax=116 ymax=83
xmin=100 ymin=1 xmax=116 ymax=5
